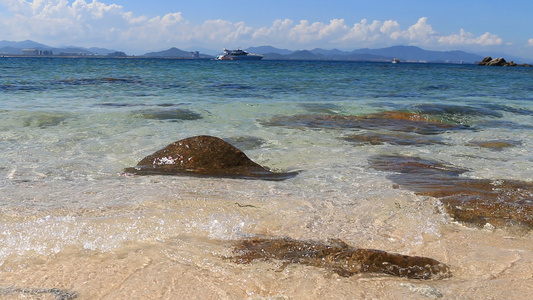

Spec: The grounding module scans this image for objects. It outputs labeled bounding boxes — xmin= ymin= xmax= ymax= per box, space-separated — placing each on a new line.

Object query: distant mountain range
xmin=246 ymin=45 xmax=485 ymax=63
xmin=140 ymin=47 xmax=213 ymax=59
xmin=2 ymin=40 xmax=530 ymax=64
xmin=144 ymin=45 xmax=484 ymax=63
xmin=0 ymin=39 xmax=118 ymax=55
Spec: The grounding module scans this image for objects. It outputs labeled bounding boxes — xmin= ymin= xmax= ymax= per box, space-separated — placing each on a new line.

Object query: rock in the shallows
xmin=124 ymin=135 xmax=298 ymax=181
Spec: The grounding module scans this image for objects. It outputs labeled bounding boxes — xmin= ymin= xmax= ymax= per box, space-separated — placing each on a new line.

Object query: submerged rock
xmin=22 ymin=112 xmax=70 ymax=128
xmin=230 ymin=237 xmax=450 ymax=280
xmin=124 ymin=135 xmax=297 ymax=181
xmin=410 ymin=103 xmax=503 ymax=119
xmin=133 ymin=108 xmax=202 ymax=121
xmin=0 ymin=287 xmax=78 ymax=300
xmin=369 ymin=155 xmax=533 ymax=229
xmin=298 ymin=103 xmax=343 ymax=114
xmin=223 ymin=136 xmax=266 ymax=151
xmin=263 ymin=111 xmax=469 ymax=135
xmin=466 ymin=139 xmax=521 ymax=150
xmin=344 ymin=131 xmax=445 ymax=146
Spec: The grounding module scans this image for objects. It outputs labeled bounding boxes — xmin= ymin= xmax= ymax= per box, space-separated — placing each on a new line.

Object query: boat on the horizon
xmin=392 ymin=58 xmax=400 ymax=64
xmin=215 ymin=48 xmax=263 ymax=61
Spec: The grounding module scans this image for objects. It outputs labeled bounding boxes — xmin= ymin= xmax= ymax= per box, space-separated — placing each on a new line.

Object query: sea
xmin=0 ymin=57 xmax=532 ymax=299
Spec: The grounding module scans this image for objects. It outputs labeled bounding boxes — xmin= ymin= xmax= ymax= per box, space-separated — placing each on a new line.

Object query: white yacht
xmin=215 ymin=48 xmax=263 ymax=61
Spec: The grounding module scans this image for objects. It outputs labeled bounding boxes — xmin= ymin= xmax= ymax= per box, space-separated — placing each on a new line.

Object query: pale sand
xmin=1 ymin=223 xmax=531 ymax=299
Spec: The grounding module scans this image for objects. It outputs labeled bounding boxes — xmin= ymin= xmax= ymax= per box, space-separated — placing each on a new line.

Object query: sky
xmin=1 ymin=0 xmax=532 ymax=60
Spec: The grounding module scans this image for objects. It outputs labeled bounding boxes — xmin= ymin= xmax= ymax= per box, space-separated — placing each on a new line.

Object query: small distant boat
xmin=392 ymin=58 xmax=400 ymax=64
xmin=215 ymin=48 xmax=263 ymax=61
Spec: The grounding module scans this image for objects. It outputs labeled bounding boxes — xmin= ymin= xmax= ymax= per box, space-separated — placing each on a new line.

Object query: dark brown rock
xmin=230 ymin=237 xmax=450 ymax=280
xmin=369 ymin=155 xmax=533 ymax=229
xmin=124 ymin=135 xmax=298 ymax=181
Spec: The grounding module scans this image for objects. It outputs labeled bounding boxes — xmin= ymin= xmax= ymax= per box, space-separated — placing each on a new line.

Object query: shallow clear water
xmin=1 ymin=58 xmax=532 ymax=299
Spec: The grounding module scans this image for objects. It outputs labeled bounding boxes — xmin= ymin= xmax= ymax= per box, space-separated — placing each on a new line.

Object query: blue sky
xmin=1 ymin=0 xmax=532 ymax=60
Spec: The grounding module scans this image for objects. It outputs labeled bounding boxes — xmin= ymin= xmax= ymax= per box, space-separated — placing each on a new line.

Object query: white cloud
xmin=252 ymin=19 xmax=293 ymax=40
xmin=0 ymin=1 xmax=507 ymax=53
xmin=194 ymin=20 xmax=253 ymax=43
xmin=406 ymin=17 xmax=436 ymax=41
xmin=381 ymin=20 xmax=400 ymax=35
xmin=342 ymin=19 xmax=383 ymax=42
xmin=528 ymin=39 xmax=533 ymax=47
xmin=438 ymin=29 xmax=503 ymax=46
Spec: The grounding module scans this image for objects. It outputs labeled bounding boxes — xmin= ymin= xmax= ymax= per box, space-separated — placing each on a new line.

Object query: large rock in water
xmin=368 ymin=155 xmax=533 ymax=230
xmin=230 ymin=237 xmax=450 ymax=280
xmin=124 ymin=135 xmax=297 ymax=181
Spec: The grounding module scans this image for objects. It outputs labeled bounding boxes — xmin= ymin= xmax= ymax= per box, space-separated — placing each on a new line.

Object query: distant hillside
xmin=141 ymin=47 xmax=214 ymax=59
xmin=87 ymin=47 xmax=117 ymax=55
xmin=0 ymin=40 xmax=117 ymax=55
xmin=142 ymin=47 xmax=194 ymax=58
xmin=247 ymin=45 xmax=485 ymax=63
xmin=246 ymin=46 xmax=294 ymax=55
xmin=352 ymin=46 xmax=483 ymax=63
xmin=0 ymin=40 xmax=51 ymax=49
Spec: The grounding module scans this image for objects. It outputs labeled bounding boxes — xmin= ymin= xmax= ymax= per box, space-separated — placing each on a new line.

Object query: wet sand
xmin=1 ymin=228 xmax=531 ymax=299
xmin=1 ymin=186 xmax=532 ymax=300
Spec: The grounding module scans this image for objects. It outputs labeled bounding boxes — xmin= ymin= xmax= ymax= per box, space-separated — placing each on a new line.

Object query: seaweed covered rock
xmin=230 ymin=237 xmax=450 ymax=280
xmin=343 ymin=131 xmax=445 ymax=146
xmin=369 ymin=155 xmax=533 ymax=229
xmin=263 ymin=111 xmax=470 ymax=135
xmin=466 ymin=139 xmax=520 ymax=150
xmin=134 ymin=108 xmax=202 ymax=121
xmin=124 ymin=135 xmax=297 ymax=181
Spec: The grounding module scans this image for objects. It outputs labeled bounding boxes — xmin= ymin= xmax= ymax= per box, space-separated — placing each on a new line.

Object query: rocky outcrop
xmin=124 ymin=135 xmax=298 ymax=181
xmin=478 ymin=56 xmax=530 ymax=66
xmin=230 ymin=237 xmax=451 ymax=280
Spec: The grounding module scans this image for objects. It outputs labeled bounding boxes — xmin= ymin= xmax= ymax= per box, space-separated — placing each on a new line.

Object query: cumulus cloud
xmin=438 ymin=29 xmax=503 ymax=46
xmin=252 ymin=19 xmax=293 ymax=40
xmin=406 ymin=17 xmax=436 ymax=41
xmin=0 ymin=0 xmax=141 ymax=46
xmin=342 ymin=19 xmax=383 ymax=42
xmin=0 ymin=1 xmax=506 ymax=53
xmin=288 ymin=19 xmax=350 ymax=43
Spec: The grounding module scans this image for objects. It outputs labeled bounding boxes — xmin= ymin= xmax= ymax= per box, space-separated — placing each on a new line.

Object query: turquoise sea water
xmin=1 ymin=58 xmax=532 ymax=298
